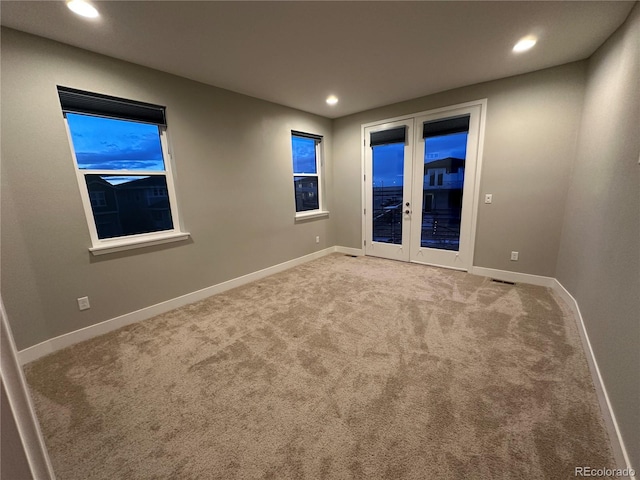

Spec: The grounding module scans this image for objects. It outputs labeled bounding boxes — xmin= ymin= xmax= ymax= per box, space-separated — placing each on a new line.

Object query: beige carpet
xmin=25 ymin=254 xmax=615 ymax=479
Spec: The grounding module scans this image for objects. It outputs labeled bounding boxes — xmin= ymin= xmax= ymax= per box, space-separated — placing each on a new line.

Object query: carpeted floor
xmin=25 ymin=254 xmax=616 ymax=479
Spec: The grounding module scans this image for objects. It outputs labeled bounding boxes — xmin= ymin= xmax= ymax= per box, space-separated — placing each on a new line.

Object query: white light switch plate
xmin=77 ymin=296 xmax=90 ymax=311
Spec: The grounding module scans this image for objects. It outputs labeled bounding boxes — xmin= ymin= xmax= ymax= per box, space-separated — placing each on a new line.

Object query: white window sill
xmin=89 ymin=231 xmax=190 ymax=256
xmin=295 ymin=210 xmax=330 ymax=221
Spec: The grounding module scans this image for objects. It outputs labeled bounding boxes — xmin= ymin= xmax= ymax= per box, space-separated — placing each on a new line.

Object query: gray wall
xmin=333 ymin=62 xmax=587 ymax=277
xmin=1 ymin=28 xmax=334 ymax=350
xmin=556 ymin=4 xmax=640 ymax=470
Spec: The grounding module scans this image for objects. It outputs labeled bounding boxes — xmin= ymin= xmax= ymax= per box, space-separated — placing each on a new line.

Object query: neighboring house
xmin=85 ymin=175 xmax=121 ymax=239
xmin=422 ymin=157 xmax=465 ymax=213
xmin=421 ymin=157 xmax=466 ymax=250
xmin=293 ymin=176 xmax=319 ymax=212
xmin=86 ymin=176 xmax=173 ymax=239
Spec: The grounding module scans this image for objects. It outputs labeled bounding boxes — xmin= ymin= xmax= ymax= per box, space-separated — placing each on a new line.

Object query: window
xmin=58 ymin=86 xmax=188 ymax=254
xmin=89 ymin=190 xmax=106 ymax=208
xmin=291 ymin=131 xmax=327 ymax=217
xmin=424 ymin=193 xmax=434 ymax=213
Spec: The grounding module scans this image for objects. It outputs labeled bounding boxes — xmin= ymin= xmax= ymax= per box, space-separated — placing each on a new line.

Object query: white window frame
xmin=291 ymin=131 xmax=329 ymax=220
xmin=63 ymin=115 xmax=189 ymax=256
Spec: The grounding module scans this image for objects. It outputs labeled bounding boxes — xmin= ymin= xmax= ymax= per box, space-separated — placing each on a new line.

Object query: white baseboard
xmin=18 ymin=246 xmax=339 ymax=365
xmin=551 ymin=279 xmax=636 ymax=479
xmin=335 ymin=246 xmax=364 ymax=256
xmin=470 ymin=266 xmax=555 ymax=287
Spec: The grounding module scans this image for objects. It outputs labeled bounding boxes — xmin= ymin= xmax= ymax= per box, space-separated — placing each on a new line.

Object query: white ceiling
xmin=0 ymin=1 xmax=634 ymax=118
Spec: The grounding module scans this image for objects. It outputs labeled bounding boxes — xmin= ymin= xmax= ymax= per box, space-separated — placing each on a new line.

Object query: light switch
xmin=77 ymin=296 xmax=90 ymax=311
xmin=484 ymin=194 xmax=493 ymax=204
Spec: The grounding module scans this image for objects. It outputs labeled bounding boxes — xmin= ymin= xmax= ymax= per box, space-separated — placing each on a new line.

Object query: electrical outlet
xmin=315 ymin=236 xmax=320 ymax=244
xmin=77 ymin=296 xmax=90 ymax=311
xmin=484 ymin=194 xmax=493 ymax=204
xmin=510 ymin=251 xmax=519 ymax=261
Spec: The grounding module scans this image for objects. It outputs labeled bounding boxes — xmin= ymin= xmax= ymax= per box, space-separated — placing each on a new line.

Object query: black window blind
xmin=423 ymin=116 xmax=470 ymax=139
xmin=370 ymin=126 xmax=406 ymax=146
xmin=57 ymin=86 xmax=166 ymax=126
xmin=292 ymin=131 xmax=323 ymax=142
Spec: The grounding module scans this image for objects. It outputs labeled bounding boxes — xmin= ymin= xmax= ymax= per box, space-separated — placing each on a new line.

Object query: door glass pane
xmin=421 ymin=132 xmax=468 ymax=250
xmin=372 ymin=143 xmax=404 ymax=244
xmin=85 ymin=174 xmax=174 ymax=239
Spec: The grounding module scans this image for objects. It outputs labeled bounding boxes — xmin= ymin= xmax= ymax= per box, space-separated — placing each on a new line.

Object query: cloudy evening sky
xmin=373 ymin=132 xmax=467 ymax=187
xmin=68 ymin=113 xmax=164 ymax=168
xmin=69 ymin=114 xmax=466 ymax=188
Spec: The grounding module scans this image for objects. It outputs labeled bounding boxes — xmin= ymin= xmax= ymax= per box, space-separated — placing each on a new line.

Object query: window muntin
xmin=60 ymin=88 xmax=183 ymax=250
xmin=291 ymin=132 xmax=324 ymax=215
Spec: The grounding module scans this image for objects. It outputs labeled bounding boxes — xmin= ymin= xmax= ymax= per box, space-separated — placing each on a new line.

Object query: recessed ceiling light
xmin=67 ymin=0 xmax=99 ymax=19
xmin=513 ymin=36 xmax=537 ymax=53
xmin=326 ymin=95 xmax=338 ymax=106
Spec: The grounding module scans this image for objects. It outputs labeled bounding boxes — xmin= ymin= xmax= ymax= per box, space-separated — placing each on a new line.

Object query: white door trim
xmin=1 ymin=299 xmax=56 ymax=479
xmin=468 ymin=99 xmax=487 ymax=270
xmin=363 ymin=119 xmax=414 ymax=261
xmin=361 ymin=99 xmax=488 ymax=270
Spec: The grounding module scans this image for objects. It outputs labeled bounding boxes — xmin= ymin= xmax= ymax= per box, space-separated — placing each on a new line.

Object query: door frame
xmin=360 ymin=99 xmax=487 ymax=271
xmin=363 ymin=119 xmax=414 ymax=262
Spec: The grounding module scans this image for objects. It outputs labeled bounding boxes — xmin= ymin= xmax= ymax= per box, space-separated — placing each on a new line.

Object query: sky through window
xmin=372 ymin=133 xmax=467 ymax=187
xmin=67 ymin=113 xmax=165 ymax=171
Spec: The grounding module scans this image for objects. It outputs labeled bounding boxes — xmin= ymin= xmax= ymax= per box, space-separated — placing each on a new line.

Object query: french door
xmin=364 ymin=102 xmax=484 ymax=271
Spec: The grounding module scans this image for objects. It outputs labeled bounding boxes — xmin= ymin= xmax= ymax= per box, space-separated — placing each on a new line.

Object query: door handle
xmin=405 ymin=209 xmax=411 ymax=214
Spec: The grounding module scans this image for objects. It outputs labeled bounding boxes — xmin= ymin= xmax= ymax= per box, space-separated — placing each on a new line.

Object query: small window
xmin=89 ymin=190 xmax=107 ymax=208
xmin=58 ymin=86 xmax=187 ymax=253
xmin=291 ymin=131 xmax=326 ymax=216
xmin=424 ymin=193 xmax=434 ymax=212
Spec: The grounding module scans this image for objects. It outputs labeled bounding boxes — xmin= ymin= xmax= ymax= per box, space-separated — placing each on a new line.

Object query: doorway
xmin=363 ymin=101 xmax=485 ymax=270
